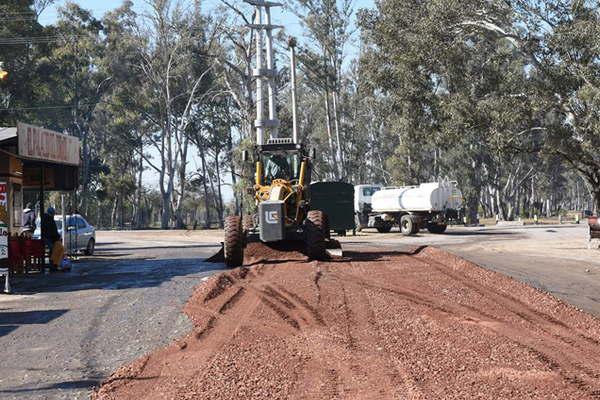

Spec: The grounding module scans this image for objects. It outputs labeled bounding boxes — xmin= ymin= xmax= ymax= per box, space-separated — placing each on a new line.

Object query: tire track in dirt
xmin=94 ymin=245 xmax=600 ymax=400
xmin=411 ymin=249 xmax=600 ymax=397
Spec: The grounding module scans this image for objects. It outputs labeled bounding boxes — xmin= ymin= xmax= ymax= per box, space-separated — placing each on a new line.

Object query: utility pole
xmin=288 ymin=37 xmax=299 ymax=144
xmin=244 ymin=0 xmax=282 ymax=146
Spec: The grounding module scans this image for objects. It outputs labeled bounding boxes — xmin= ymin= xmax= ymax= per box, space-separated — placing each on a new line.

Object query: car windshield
xmin=362 ymin=187 xmax=380 ymax=197
xmin=262 ymin=152 xmax=301 ymax=184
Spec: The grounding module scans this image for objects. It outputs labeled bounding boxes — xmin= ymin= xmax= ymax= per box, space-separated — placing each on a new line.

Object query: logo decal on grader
xmin=265 ymin=211 xmax=279 ymax=224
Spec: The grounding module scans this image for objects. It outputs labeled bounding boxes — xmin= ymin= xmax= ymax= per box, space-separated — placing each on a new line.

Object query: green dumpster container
xmin=310 ymin=182 xmax=355 ymax=235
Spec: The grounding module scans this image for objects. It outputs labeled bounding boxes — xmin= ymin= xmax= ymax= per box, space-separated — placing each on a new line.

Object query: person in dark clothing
xmin=21 ymin=203 xmax=36 ymax=235
xmin=264 ymin=154 xmax=291 ymax=182
xmin=41 ymin=207 xmax=61 ymax=271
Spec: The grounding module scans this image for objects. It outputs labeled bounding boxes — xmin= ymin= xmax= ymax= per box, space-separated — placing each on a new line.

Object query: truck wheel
xmin=427 ymin=223 xmax=447 ymax=234
xmin=305 ymin=211 xmax=327 ymax=260
xmin=410 ymin=216 xmax=420 ymax=234
xmin=376 ymin=222 xmax=392 ymax=233
xmin=400 ymin=215 xmax=415 ymax=236
xmin=224 ymin=216 xmax=244 ymax=267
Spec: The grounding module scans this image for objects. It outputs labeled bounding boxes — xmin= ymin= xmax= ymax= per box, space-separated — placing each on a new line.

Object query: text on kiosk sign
xmin=17 ymin=123 xmax=80 ymax=166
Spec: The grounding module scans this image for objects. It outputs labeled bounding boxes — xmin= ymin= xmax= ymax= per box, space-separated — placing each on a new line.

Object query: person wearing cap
xmin=41 ymin=207 xmax=62 ymax=271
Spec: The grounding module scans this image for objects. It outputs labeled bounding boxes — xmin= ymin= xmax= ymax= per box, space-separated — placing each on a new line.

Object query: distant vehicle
xmin=355 ymin=179 xmax=463 ymax=235
xmin=354 ymin=184 xmax=382 ymax=232
xmin=33 ymin=214 xmax=96 ymax=255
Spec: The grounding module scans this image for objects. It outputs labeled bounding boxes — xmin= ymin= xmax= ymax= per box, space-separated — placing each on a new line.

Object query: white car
xmin=33 ymin=214 xmax=96 ymax=255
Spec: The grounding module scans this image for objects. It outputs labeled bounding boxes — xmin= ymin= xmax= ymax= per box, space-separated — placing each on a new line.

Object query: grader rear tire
xmin=224 ymin=216 xmax=244 ymax=267
xmin=305 ymin=210 xmax=327 ymax=260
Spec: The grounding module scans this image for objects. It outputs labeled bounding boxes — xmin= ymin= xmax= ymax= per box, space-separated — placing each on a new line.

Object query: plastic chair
xmin=8 ymin=238 xmax=24 ymax=274
xmin=23 ymin=239 xmax=45 ymax=273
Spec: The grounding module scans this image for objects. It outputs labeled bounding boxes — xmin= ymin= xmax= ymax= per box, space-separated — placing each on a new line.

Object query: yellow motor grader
xmin=223 ymin=1 xmax=329 ymax=267
xmin=223 ymin=140 xmax=329 ymax=267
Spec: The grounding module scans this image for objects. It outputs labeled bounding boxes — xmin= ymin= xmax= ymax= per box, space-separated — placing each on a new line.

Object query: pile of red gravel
xmin=93 ymin=246 xmax=600 ymax=400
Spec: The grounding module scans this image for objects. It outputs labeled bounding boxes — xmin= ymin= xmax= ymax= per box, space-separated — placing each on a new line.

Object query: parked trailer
xmin=354 ymin=180 xmax=463 ymax=235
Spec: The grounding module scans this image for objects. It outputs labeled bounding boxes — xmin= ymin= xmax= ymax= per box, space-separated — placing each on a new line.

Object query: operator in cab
xmin=264 ymin=153 xmax=291 ymax=182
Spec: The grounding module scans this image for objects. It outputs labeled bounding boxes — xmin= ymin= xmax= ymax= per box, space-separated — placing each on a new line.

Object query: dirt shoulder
xmin=94 ymin=244 xmax=600 ymax=400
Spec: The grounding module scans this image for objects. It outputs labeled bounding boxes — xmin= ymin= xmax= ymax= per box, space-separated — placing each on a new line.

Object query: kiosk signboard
xmin=0 ymin=182 xmax=8 ymax=260
xmin=17 ymin=122 xmax=80 ymax=166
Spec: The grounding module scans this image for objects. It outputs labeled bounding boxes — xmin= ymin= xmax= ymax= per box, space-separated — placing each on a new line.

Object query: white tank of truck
xmin=354 ymin=179 xmax=463 ymax=236
xmin=372 ymin=181 xmax=463 ymax=212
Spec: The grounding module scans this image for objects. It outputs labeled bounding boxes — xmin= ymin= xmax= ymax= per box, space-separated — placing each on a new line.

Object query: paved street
xmin=0 ymin=232 xmax=223 ymax=400
xmin=1 ymin=224 xmax=599 ymax=399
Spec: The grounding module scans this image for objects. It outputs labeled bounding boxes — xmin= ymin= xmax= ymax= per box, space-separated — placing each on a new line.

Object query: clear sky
xmin=39 ymin=0 xmax=375 ymax=47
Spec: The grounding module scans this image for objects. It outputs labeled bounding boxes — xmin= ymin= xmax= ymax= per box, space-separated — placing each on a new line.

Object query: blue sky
xmin=40 ymin=0 xmax=375 ymax=57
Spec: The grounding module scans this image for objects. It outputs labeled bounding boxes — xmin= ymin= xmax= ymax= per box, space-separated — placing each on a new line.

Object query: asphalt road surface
xmin=0 ymin=232 xmax=223 ymax=400
xmin=1 ymin=224 xmax=599 ymax=399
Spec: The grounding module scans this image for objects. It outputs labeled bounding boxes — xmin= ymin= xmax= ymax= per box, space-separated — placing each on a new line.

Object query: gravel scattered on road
xmin=93 ymin=244 xmax=600 ymax=399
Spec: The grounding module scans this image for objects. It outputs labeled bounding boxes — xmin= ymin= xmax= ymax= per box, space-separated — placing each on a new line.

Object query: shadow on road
xmin=0 ymin=309 xmax=68 ymax=337
xmin=95 ymin=243 xmax=218 ymax=252
xmin=441 ymin=230 xmax=518 ymax=236
xmin=9 ymin=256 xmax=225 ymax=295
xmin=0 ymin=379 xmax=101 ymax=395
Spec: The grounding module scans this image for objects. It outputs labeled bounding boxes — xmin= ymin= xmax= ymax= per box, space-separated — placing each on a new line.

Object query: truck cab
xmin=354 ymin=185 xmax=382 ymax=232
xmin=354 ymin=185 xmax=382 ymax=214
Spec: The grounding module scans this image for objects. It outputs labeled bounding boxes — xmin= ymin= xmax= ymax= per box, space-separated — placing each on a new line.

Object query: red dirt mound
xmin=94 ymin=246 xmax=600 ymax=400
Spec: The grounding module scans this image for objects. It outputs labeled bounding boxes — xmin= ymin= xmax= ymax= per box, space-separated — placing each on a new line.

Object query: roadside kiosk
xmin=0 ymin=123 xmax=80 ymax=292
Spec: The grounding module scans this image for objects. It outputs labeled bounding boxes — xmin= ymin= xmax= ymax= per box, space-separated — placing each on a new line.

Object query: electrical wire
xmin=0 ymin=103 xmax=96 ymax=112
xmin=0 ymin=34 xmax=90 ymax=45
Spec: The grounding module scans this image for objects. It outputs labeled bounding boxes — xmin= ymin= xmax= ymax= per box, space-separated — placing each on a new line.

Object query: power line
xmin=0 ymin=34 xmax=90 ymax=45
xmin=0 ymin=103 xmax=95 ymax=112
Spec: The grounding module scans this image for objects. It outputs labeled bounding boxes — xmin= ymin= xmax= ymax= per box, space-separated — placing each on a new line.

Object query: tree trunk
xmin=199 ymin=149 xmax=211 ymax=229
xmin=323 ymin=89 xmax=338 ymax=180
xmin=214 ymin=148 xmax=224 ymax=228
xmin=111 ymin=197 xmax=118 ymax=229
xmin=175 ymin=137 xmax=189 ymax=229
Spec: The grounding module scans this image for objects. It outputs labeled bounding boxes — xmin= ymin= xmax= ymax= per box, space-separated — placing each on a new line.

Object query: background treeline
xmin=1 ymin=0 xmax=598 ymax=229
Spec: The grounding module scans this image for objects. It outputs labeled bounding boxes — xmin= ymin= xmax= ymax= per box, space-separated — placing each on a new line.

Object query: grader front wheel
xmin=224 ymin=216 xmax=244 ymax=267
xmin=305 ymin=210 xmax=327 ymax=260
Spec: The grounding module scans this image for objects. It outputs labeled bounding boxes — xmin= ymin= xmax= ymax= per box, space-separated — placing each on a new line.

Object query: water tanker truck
xmin=354 ymin=179 xmax=463 ymax=235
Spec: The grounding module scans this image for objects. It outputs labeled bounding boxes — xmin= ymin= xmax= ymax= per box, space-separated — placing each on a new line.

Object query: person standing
xmin=21 ymin=203 xmax=36 ymax=237
xmin=41 ymin=207 xmax=63 ymax=271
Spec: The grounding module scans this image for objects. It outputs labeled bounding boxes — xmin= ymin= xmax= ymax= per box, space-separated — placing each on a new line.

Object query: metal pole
xmin=40 ymin=166 xmax=45 ymax=272
xmin=265 ymin=6 xmax=278 ymax=138
xmin=255 ymin=6 xmax=264 ymax=146
xmin=289 ymin=37 xmax=299 ymax=144
xmin=3 ymin=269 xmax=10 ymax=294
xmin=61 ymin=193 xmax=67 ymax=256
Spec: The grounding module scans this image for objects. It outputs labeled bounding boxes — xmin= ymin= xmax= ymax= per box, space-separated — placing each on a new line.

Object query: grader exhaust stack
xmin=219 ymin=2 xmax=336 ymax=267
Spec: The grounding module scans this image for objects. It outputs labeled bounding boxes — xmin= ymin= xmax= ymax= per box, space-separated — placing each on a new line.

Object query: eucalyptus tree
xmin=102 ymin=0 xmax=216 ymax=228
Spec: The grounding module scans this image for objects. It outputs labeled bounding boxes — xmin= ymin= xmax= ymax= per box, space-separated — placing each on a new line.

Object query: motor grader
xmin=223 ymin=140 xmax=329 ymax=267
xmin=222 ymin=1 xmax=329 ymax=267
